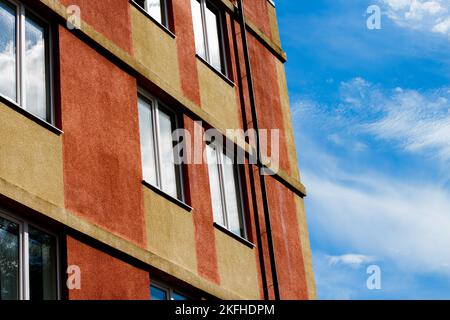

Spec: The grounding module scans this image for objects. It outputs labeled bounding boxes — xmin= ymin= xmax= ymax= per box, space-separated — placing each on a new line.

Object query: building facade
xmin=0 ymin=0 xmax=315 ymax=300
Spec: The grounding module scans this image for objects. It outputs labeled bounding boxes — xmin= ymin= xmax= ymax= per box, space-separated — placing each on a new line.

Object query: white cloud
xmin=327 ymin=254 xmax=376 ymax=268
xmin=432 ymin=16 xmax=450 ymax=33
xmin=295 ymin=78 xmax=450 ymax=297
xmin=365 ymin=89 xmax=450 ymax=160
xmin=305 ymin=168 xmax=450 ymax=276
xmin=296 ymin=77 xmax=450 ymax=161
xmin=294 ymin=76 xmax=450 ymax=295
xmin=313 ymin=252 xmax=365 ymax=300
xmin=332 ymin=78 xmax=450 ymax=162
xmin=381 ymin=0 xmax=450 ymax=37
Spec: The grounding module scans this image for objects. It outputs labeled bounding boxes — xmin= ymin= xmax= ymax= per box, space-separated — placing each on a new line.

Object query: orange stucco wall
xmin=248 ymin=35 xmax=291 ymax=175
xmin=60 ymin=0 xmax=133 ymax=53
xmin=173 ymin=0 xmax=201 ymax=105
xmin=67 ymin=236 xmax=150 ymax=300
xmin=59 ymin=26 xmax=147 ymax=247
xmin=184 ymin=117 xmax=220 ymax=284
xmin=243 ymin=0 xmax=271 ymax=40
xmin=267 ymin=178 xmax=308 ymax=299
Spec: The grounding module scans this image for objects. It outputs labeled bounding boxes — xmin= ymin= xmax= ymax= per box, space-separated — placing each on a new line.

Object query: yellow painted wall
xmin=0 ymin=102 xmax=64 ymax=207
xmin=143 ymin=186 xmax=198 ymax=273
xmin=215 ymin=229 xmax=260 ymax=299
xmin=197 ymin=60 xmax=241 ymax=131
xmin=267 ymin=2 xmax=281 ymax=46
xmin=131 ymin=6 xmax=181 ymax=92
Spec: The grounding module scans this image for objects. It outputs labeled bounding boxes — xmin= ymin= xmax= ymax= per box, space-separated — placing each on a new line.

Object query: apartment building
xmin=0 ymin=0 xmax=315 ymax=300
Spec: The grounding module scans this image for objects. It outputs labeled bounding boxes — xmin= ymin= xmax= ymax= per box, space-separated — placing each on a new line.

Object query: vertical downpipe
xmin=236 ymin=0 xmax=280 ymax=300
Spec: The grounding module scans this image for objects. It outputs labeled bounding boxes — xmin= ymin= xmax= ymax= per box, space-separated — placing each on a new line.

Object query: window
xmin=0 ymin=0 xmax=52 ymax=123
xmin=134 ymin=0 xmax=169 ymax=27
xmin=150 ymin=282 xmax=188 ymax=300
xmin=191 ymin=0 xmax=226 ymax=74
xmin=138 ymin=93 xmax=184 ymax=201
xmin=205 ymin=139 xmax=247 ymax=239
xmin=0 ymin=211 xmax=58 ymax=300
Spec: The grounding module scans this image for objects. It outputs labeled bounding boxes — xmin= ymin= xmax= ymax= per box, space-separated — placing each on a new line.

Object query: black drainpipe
xmin=236 ymin=0 xmax=280 ymax=300
xmin=230 ymin=21 xmax=269 ymax=299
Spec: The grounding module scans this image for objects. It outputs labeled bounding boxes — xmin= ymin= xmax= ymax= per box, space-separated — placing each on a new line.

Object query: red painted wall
xmin=173 ymin=0 xmax=201 ymax=105
xmin=184 ymin=117 xmax=220 ymax=284
xmin=243 ymin=0 xmax=271 ymax=40
xmin=240 ymin=163 xmax=266 ymax=300
xmin=67 ymin=237 xmax=150 ymax=300
xmin=59 ymin=27 xmax=147 ymax=247
xmin=228 ymin=15 xmax=304 ymax=299
xmin=60 ymin=0 xmax=133 ymax=53
xmin=267 ymin=178 xmax=308 ymax=299
xmin=248 ymin=36 xmax=291 ymax=175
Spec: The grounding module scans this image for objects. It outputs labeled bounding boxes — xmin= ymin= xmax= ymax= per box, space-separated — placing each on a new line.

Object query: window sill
xmin=196 ymin=54 xmax=235 ymax=87
xmin=142 ymin=181 xmax=192 ymax=212
xmin=0 ymin=94 xmax=63 ymax=135
xmin=130 ymin=0 xmax=176 ymax=39
xmin=213 ymin=222 xmax=255 ymax=249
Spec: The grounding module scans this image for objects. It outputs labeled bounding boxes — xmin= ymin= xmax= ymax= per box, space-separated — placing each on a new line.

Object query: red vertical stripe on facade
xmin=59 ymin=27 xmax=147 ymax=247
xmin=66 ymin=236 xmax=150 ymax=300
xmin=184 ymin=117 xmax=220 ymax=284
xmin=173 ymin=0 xmax=202 ymax=105
xmin=227 ymin=16 xmax=265 ymax=299
xmin=60 ymin=0 xmax=133 ymax=54
xmin=248 ymin=36 xmax=291 ymax=175
xmin=243 ymin=0 xmax=271 ymax=40
xmin=267 ymin=179 xmax=308 ymax=299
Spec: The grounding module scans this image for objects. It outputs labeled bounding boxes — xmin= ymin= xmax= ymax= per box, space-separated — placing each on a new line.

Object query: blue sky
xmin=277 ymin=0 xmax=450 ymax=299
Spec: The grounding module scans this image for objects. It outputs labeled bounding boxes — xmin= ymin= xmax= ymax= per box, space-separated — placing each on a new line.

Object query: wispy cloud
xmin=293 ymin=78 xmax=450 ymax=298
xmin=310 ymin=165 xmax=450 ymax=265
xmin=327 ymin=254 xmax=377 ymax=269
xmin=295 ymin=77 xmax=450 ymax=162
xmin=365 ymin=88 xmax=450 ymax=160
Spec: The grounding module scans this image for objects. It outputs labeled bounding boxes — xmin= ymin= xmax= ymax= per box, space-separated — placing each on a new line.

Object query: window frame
xmin=0 ymin=0 xmax=54 ymax=124
xmin=192 ymin=0 xmax=228 ymax=75
xmin=138 ymin=88 xmax=186 ymax=203
xmin=0 ymin=208 xmax=61 ymax=300
xmin=150 ymin=280 xmax=189 ymax=301
xmin=133 ymin=0 xmax=170 ymax=29
xmin=205 ymin=136 xmax=248 ymax=240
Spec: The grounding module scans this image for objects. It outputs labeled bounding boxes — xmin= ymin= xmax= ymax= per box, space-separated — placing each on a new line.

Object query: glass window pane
xmin=0 ymin=216 xmax=19 ymax=300
xmin=134 ymin=0 xmax=146 ymax=10
xmin=206 ymin=144 xmax=225 ymax=226
xmin=24 ymin=14 xmax=48 ymax=120
xmin=0 ymin=1 xmax=17 ymax=102
xmin=223 ymin=155 xmax=245 ymax=237
xmin=158 ymin=108 xmax=179 ymax=199
xmin=138 ymin=97 xmax=158 ymax=186
xmin=28 ymin=226 xmax=57 ymax=300
xmin=205 ymin=5 xmax=222 ymax=71
xmin=146 ymin=0 xmax=164 ymax=25
xmin=172 ymin=291 xmax=187 ymax=300
xmin=150 ymin=285 xmax=167 ymax=300
xmin=191 ymin=0 xmax=206 ymax=59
